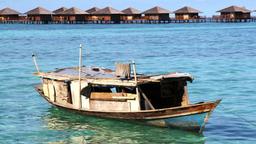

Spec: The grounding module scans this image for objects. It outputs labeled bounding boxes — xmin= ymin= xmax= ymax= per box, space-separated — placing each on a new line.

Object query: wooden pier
xmin=1 ymin=18 xmax=256 ymax=24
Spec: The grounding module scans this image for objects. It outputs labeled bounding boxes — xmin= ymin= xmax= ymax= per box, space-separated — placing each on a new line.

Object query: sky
xmin=0 ymin=0 xmax=255 ymax=16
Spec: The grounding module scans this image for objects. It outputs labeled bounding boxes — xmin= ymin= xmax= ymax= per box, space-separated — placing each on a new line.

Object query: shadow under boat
xmin=43 ymin=106 xmax=207 ymax=143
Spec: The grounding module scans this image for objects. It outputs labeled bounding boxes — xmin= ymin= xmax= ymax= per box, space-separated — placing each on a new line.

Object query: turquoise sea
xmin=0 ymin=23 xmax=256 ymax=143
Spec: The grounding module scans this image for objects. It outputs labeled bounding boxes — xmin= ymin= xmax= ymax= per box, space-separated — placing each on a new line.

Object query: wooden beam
xmin=34 ymin=72 xmax=139 ymax=86
xmin=138 ymin=87 xmax=155 ymax=110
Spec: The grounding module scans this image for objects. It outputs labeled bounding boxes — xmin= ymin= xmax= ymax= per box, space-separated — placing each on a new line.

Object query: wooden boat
xmin=33 ymin=50 xmax=220 ymax=133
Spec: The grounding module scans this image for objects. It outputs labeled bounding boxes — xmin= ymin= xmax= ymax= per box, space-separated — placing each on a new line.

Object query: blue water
xmin=0 ymin=23 xmax=256 ymax=143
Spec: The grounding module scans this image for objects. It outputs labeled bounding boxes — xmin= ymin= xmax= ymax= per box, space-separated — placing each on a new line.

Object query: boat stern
xmin=145 ymin=99 xmax=221 ymax=133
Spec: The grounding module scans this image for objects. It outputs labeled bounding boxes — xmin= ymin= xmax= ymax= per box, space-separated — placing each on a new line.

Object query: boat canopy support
xmin=138 ymin=87 xmax=155 ymax=110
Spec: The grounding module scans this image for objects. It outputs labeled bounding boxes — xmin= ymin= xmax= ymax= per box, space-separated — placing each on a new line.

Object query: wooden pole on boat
xmin=132 ymin=61 xmax=138 ymax=91
xmin=132 ymin=61 xmax=141 ymax=110
xmin=32 ymin=53 xmax=40 ymax=73
xmin=32 ymin=53 xmax=43 ymax=83
xmin=132 ymin=61 xmax=137 ymax=83
xmin=78 ymin=44 xmax=83 ymax=109
xmin=132 ymin=61 xmax=155 ymax=110
xmin=139 ymin=87 xmax=155 ymax=110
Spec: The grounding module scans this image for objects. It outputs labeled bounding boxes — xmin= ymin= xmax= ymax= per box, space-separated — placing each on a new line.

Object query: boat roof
xmin=34 ymin=66 xmax=193 ymax=86
xmin=55 ymin=67 xmax=115 ymax=78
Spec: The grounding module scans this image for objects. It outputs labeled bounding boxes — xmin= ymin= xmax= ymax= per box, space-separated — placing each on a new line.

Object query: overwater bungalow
xmin=142 ymin=6 xmax=171 ymax=22
xmin=173 ymin=6 xmax=202 ymax=21
xmin=86 ymin=7 xmax=100 ymax=14
xmin=216 ymin=6 xmax=251 ymax=22
xmin=53 ymin=7 xmax=68 ymax=14
xmin=91 ymin=6 xmax=124 ymax=24
xmin=25 ymin=7 xmax=52 ymax=23
xmin=52 ymin=7 xmax=68 ymax=22
xmin=0 ymin=7 xmax=20 ymax=22
xmin=86 ymin=7 xmax=101 ymax=21
xmin=121 ymin=7 xmax=141 ymax=21
xmin=59 ymin=7 xmax=88 ymax=23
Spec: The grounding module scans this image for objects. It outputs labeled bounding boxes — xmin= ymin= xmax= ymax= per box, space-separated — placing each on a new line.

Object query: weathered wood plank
xmin=90 ymin=100 xmax=131 ymax=112
xmin=34 ymin=72 xmax=139 ymax=86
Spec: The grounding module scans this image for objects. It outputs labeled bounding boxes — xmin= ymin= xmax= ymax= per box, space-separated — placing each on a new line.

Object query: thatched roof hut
xmin=91 ymin=7 xmax=123 ymax=23
xmin=58 ymin=7 xmax=88 ymax=21
xmin=92 ymin=6 xmax=123 ymax=15
xmin=26 ymin=7 xmax=52 ymax=15
xmin=52 ymin=7 xmax=67 ymax=22
xmin=0 ymin=7 xmax=20 ymax=15
xmin=86 ymin=7 xmax=100 ymax=14
xmin=217 ymin=6 xmax=251 ymax=19
xmin=174 ymin=6 xmax=201 ymax=14
xmin=0 ymin=7 xmax=20 ymax=21
xmin=122 ymin=7 xmax=141 ymax=15
xmin=143 ymin=6 xmax=171 ymax=14
xmin=61 ymin=7 xmax=88 ymax=15
xmin=26 ymin=7 xmax=52 ymax=22
xmin=142 ymin=6 xmax=171 ymax=21
xmin=217 ymin=6 xmax=251 ymax=13
xmin=174 ymin=6 xmax=201 ymax=20
xmin=121 ymin=7 xmax=141 ymax=20
xmin=53 ymin=7 xmax=68 ymax=14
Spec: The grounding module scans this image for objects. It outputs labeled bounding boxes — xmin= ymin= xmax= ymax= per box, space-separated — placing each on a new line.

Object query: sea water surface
xmin=0 ymin=23 xmax=256 ymax=143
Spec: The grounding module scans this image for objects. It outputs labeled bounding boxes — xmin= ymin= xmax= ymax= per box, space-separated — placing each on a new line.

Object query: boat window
xmin=87 ymin=85 xmax=136 ymax=101
xmin=111 ymin=87 xmax=117 ymax=93
xmin=81 ymin=86 xmax=91 ymax=97
xmin=92 ymin=86 xmax=112 ymax=92
xmin=90 ymin=85 xmax=136 ymax=94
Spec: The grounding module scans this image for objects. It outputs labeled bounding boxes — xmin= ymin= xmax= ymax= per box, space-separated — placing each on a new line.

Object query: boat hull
xmin=35 ymin=85 xmax=220 ymax=133
xmin=144 ymin=112 xmax=210 ymax=132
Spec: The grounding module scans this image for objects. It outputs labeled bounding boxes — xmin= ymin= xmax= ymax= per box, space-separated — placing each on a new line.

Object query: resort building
xmin=0 ymin=7 xmax=20 ymax=21
xmin=59 ymin=7 xmax=88 ymax=22
xmin=142 ymin=6 xmax=171 ymax=21
xmin=121 ymin=7 xmax=141 ymax=21
xmin=53 ymin=7 xmax=67 ymax=14
xmin=26 ymin=7 xmax=52 ymax=23
xmin=86 ymin=7 xmax=101 ymax=21
xmin=52 ymin=7 xmax=67 ymax=22
xmin=91 ymin=7 xmax=124 ymax=23
xmin=1 ymin=5 xmax=256 ymax=24
xmin=216 ymin=6 xmax=251 ymax=21
xmin=86 ymin=7 xmax=100 ymax=14
xmin=173 ymin=6 xmax=201 ymax=20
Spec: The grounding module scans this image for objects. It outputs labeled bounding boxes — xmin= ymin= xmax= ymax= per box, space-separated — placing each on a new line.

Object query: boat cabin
xmin=35 ymin=63 xmax=193 ymax=112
